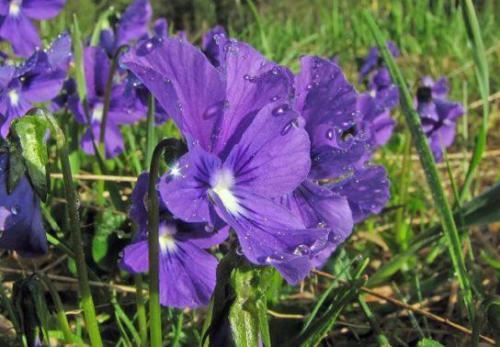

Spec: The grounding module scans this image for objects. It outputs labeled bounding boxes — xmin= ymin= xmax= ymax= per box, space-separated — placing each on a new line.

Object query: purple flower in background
xmin=0 ymin=152 xmax=47 ymax=256
xmin=358 ymin=40 xmax=399 ymax=85
xmin=123 ymin=37 xmax=331 ymax=284
xmin=357 ymin=41 xmax=400 ymax=148
xmin=0 ymin=33 xmax=71 ymax=137
xmin=100 ymin=0 xmax=152 ymax=56
xmin=121 ymin=173 xmax=228 ymax=307
xmin=0 ymin=0 xmax=66 ymax=57
xmin=416 ymin=76 xmax=464 ymax=162
xmin=69 ymin=46 xmax=145 ymax=158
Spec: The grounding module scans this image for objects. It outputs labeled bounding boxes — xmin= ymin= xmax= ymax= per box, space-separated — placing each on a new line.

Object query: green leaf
xmin=7 ymin=140 xmax=25 ymax=194
xmin=202 ymin=255 xmax=272 ymax=347
xmin=11 ymin=115 xmax=51 ymax=201
xmin=92 ymin=209 xmax=126 ymax=269
xmin=293 ymin=258 xmax=369 ymax=346
xmin=460 ymin=182 xmax=500 ymax=227
xmin=417 ymin=338 xmax=445 ymax=347
xmin=229 ymin=263 xmax=272 ymax=347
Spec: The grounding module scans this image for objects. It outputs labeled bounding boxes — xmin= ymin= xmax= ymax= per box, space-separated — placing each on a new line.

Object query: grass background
xmin=1 ymin=0 xmax=499 ymax=345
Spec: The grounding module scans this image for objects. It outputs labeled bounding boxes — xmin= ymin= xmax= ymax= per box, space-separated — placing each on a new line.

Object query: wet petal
xmin=122 ymin=37 xmax=226 ymax=152
xmin=224 ymin=102 xmax=310 ymax=197
xmin=159 ymin=145 xmax=221 ymax=223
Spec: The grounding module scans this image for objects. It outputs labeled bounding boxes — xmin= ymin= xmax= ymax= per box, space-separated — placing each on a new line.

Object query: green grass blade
xmin=71 ymin=15 xmax=87 ymax=102
xmin=363 ymin=11 xmax=475 ymax=322
xmin=459 ymin=0 xmax=490 ymax=202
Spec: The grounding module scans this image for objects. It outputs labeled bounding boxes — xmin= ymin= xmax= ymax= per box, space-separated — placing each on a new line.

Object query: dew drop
xmin=281 ymin=118 xmax=298 ymax=135
xmin=272 ymin=104 xmax=289 ymax=117
xmin=293 ymin=244 xmax=310 ymax=256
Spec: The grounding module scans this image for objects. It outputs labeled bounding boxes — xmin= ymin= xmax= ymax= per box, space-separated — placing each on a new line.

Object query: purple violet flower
xmin=416 ymin=76 xmax=464 ymax=162
xmin=121 ymin=173 xmax=228 ymax=307
xmin=0 ymin=33 xmax=71 ymax=137
xmin=0 ymin=151 xmax=47 ymax=256
xmin=99 ymin=0 xmax=152 ymax=56
xmin=68 ymin=46 xmax=145 ymax=158
xmin=0 ymin=0 xmax=66 ymax=57
xmin=358 ymin=40 xmax=399 ymax=85
xmin=123 ymin=37 xmax=331 ymax=284
xmin=357 ymin=41 xmax=400 ymax=148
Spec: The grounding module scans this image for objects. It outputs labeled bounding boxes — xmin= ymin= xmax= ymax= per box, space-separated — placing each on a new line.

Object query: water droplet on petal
xmin=272 ymin=104 xmax=289 ymax=117
xmin=293 ymin=244 xmax=310 ymax=256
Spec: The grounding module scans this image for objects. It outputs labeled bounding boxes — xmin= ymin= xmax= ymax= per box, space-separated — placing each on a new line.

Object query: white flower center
xmin=92 ymin=104 xmax=104 ymax=122
xmin=211 ymin=169 xmax=241 ymax=215
xmin=158 ymin=224 xmax=177 ymax=253
xmin=9 ymin=0 xmax=22 ymax=16
xmin=8 ymin=90 xmax=19 ymax=106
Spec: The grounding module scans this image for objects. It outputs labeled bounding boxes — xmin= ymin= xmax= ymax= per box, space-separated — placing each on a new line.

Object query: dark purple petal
xmin=223 ymin=103 xmax=310 ymax=197
xmin=116 ymin=0 xmax=152 ymax=46
xmin=84 ymin=46 xmax=110 ymax=98
xmin=202 ymin=25 xmax=227 ymax=67
xmin=0 ymin=154 xmax=47 ymax=256
xmin=0 ymin=88 xmax=32 ymax=138
xmin=0 ymin=12 xmax=40 ymax=57
xmin=21 ymin=0 xmax=65 ymax=19
xmin=21 ymin=69 xmax=66 ymax=103
xmin=214 ymin=42 xmax=294 ymax=155
xmin=153 ymin=18 xmax=168 ymax=38
xmin=46 ymin=32 xmax=72 ymax=69
xmin=281 ymin=180 xmax=353 ymax=234
xmin=122 ymin=37 xmax=226 ymax=152
xmin=159 ymin=146 xmax=221 ymax=223
xmin=121 ymin=239 xmax=149 ymax=273
xmin=329 ymin=166 xmax=390 ymax=223
xmin=158 ymin=240 xmax=217 ymax=308
xmin=295 ymin=56 xmax=358 ymax=140
xmin=210 ymin=188 xmax=330 ymax=284
xmin=81 ymin=121 xmax=124 ymax=158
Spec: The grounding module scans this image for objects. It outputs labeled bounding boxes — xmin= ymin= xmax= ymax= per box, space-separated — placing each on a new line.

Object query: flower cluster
xmin=120 ymin=29 xmax=390 ymax=307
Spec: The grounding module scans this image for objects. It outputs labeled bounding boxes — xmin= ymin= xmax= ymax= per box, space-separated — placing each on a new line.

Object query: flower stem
xmin=39 ymin=274 xmax=74 ymax=344
xmin=99 ymin=45 xmax=129 ymax=145
xmin=134 ymin=274 xmax=148 ymax=347
xmin=45 ymin=115 xmax=103 ymax=347
xmin=147 ymin=139 xmax=173 ymax=346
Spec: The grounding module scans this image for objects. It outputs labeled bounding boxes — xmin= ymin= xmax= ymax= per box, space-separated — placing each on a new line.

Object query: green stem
xmin=45 ymin=115 xmax=103 ymax=347
xmin=145 ymin=94 xmax=156 ymax=168
xmin=39 ymin=274 xmax=74 ymax=344
xmin=134 ymin=274 xmax=148 ymax=347
xmin=148 ymin=139 xmax=173 ymax=346
xmin=364 ymin=11 xmax=474 ymax=322
xmin=99 ymin=45 xmax=129 ymax=145
xmin=358 ymin=296 xmax=391 ymax=347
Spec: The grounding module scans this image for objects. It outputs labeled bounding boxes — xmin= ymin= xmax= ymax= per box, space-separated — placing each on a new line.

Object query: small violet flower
xmin=121 ymin=173 xmax=228 ymax=307
xmin=357 ymin=41 xmax=400 ymax=148
xmin=0 ymin=150 xmax=47 ymax=256
xmin=68 ymin=46 xmax=145 ymax=158
xmin=0 ymin=0 xmax=66 ymax=57
xmin=99 ymin=0 xmax=153 ymax=56
xmin=416 ymin=76 xmax=464 ymax=162
xmin=0 ymin=33 xmax=71 ymax=138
